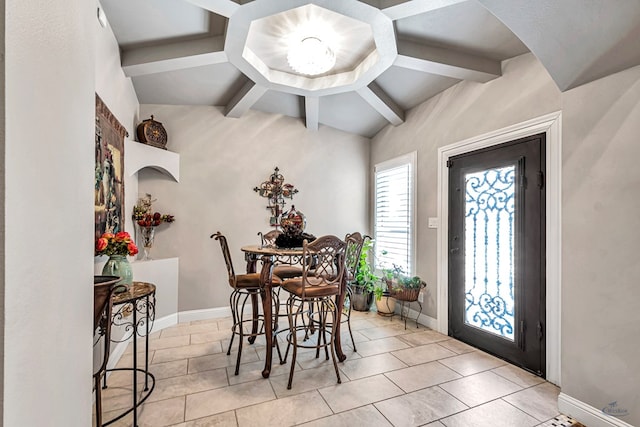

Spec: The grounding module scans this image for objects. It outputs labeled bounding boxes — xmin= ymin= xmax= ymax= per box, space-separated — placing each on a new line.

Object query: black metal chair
xmin=281 ymin=235 xmax=346 ymax=389
xmin=343 ymin=232 xmax=367 ymax=352
xmin=212 ymin=231 xmax=282 ymax=375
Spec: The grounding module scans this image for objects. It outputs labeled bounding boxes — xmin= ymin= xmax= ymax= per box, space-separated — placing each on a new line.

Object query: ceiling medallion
xmin=287 ymin=37 xmax=336 ymax=76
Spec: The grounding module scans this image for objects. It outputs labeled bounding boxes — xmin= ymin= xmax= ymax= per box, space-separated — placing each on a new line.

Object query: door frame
xmin=436 ymin=111 xmax=562 ymax=385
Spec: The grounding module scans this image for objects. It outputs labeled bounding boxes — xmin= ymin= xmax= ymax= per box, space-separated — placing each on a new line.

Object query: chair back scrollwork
xmin=211 ymin=231 xmax=237 ymax=288
xmin=300 ymin=235 xmax=346 ymax=297
xmin=344 ymin=232 xmax=367 ymax=283
xmin=258 ymin=230 xmax=282 ymax=248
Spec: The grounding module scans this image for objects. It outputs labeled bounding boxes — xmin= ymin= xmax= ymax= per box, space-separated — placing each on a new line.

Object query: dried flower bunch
xmin=133 ymin=193 xmax=175 ymax=227
xmin=95 ymin=231 xmax=139 ymax=256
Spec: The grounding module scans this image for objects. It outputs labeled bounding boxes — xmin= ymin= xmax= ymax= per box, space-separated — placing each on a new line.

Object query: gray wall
xmin=4 ymin=0 xmax=95 ymax=424
xmin=372 ymin=52 xmax=640 ymax=424
xmin=0 ymin=0 xmax=5 ymax=420
xmin=137 ymin=105 xmax=370 ymax=312
xmin=561 ymin=62 xmax=640 ymax=424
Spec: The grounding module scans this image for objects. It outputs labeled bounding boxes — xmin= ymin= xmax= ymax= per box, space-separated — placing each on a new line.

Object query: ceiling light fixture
xmin=287 ymin=37 xmax=336 ymax=76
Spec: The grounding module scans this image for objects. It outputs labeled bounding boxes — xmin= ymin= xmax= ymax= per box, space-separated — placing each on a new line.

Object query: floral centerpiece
xmin=132 ymin=194 xmax=175 ymax=260
xmin=95 ymin=231 xmax=139 ymax=257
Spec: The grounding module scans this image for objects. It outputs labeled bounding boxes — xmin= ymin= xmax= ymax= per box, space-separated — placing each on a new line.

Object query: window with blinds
xmin=374 ymin=152 xmax=416 ymax=275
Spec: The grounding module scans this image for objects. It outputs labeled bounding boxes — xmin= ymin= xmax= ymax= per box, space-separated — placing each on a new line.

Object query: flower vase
xmin=139 ymin=226 xmax=156 ymax=261
xmin=101 ymin=255 xmax=133 ymax=293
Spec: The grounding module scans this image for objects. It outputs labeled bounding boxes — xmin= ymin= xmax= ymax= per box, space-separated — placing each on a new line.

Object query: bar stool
xmin=212 ymin=232 xmax=282 ymax=375
xmin=281 ymin=235 xmax=346 ymax=389
xmin=343 ymin=232 xmax=367 ymax=352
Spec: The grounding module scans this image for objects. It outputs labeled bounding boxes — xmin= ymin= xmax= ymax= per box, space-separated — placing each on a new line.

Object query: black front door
xmin=448 ymin=133 xmax=546 ymax=376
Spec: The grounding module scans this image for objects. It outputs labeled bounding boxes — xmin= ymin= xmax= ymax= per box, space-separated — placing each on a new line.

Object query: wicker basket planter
xmin=385 ymin=277 xmax=426 ymax=302
xmin=390 ymin=288 xmax=421 ymax=302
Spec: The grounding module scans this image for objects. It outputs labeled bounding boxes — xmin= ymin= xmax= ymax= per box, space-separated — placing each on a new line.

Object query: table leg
xmin=259 ymin=255 xmax=274 ymax=378
xmin=132 ymin=302 xmax=138 ymax=427
xmin=248 ymin=293 xmax=259 ymax=344
xmin=246 ymin=255 xmax=259 ymax=344
xmin=144 ymin=294 xmax=151 ymax=391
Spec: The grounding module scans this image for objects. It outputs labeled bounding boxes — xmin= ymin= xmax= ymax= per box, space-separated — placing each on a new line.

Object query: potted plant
xmin=351 ymin=238 xmax=378 ymax=312
xmin=384 ymin=265 xmax=427 ymax=302
xmin=374 ymin=279 xmax=396 ymax=316
xmin=374 ymin=265 xmax=427 ymax=315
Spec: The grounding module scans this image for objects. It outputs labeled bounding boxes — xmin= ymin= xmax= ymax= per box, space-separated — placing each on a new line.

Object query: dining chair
xmin=280 ymin=235 xmax=346 ymax=389
xmin=258 ymin=230 xmax=303 ymax=279
xmin=343 ymin=232 xmax=367 ymax=352
xmin=211 ymin=231 xmax=282 ymax=375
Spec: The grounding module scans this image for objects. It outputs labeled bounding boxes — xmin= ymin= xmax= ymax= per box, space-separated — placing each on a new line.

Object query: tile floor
xmin=99 ymin=310 xmax=580 ymax=427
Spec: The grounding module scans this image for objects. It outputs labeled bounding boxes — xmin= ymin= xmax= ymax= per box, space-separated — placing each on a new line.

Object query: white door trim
xmin=436 ymin=111 xmax=562 ymax=385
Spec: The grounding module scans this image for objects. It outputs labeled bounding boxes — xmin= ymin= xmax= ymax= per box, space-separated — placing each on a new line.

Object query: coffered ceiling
xmin=100 ymin=0 xmax=640 ymax=137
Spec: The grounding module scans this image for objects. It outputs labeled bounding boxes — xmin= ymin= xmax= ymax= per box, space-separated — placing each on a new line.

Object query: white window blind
xmin=374 ymin=153 xmax=416 ymax=275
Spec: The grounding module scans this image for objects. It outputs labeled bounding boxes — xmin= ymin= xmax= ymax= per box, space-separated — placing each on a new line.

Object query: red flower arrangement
xmin=135 ymin=212 xmax=175 ymax=227
xmin=132 ymin=194 xmax=175 ymax=227
xmin=95 ymin=231 xmax=139 ymax=256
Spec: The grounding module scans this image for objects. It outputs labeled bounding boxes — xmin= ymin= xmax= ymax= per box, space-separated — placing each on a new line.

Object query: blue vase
xmin=101 ymin=255 xmax=133 ymax=292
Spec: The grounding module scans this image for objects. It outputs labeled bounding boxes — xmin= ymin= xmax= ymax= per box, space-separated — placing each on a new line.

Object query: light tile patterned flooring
xmin=99 ymin=310 xmax=580 ymax=427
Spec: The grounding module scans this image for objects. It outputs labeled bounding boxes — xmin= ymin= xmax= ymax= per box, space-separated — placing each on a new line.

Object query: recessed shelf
xmin=125 ymin=139 xmax=179 ymax=182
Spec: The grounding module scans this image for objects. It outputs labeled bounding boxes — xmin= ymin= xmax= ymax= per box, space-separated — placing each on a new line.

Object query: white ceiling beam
xmin=304 ymin=97 xmax=319 ymax=131
xmin=225 ymin=81 xmax=267 ymax=118
xmin=122 ymin=36 xmax=226 ymax=77
xmin=395 ymin=40 xmax=501 ymax=82
xmin=181 ymin=0 xmax=239 ymax=17
xmin=357 ymin=83 xmax=404 ymax=126
xmin=381 ymin=0 xmax=468 ymax=21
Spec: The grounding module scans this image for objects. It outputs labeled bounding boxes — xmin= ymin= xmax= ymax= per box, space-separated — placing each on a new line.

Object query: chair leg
xmin=323 ymin=301 xmax=331 ymax=361
xmin=281 ymin=294 xmax=293 ymax=364
xmin=346 ymin=294 xmax=357 ymax=352
xmin=286 ymin=297 xmax=304 ymax=390
xmin=328 ymin=299 xmax=342 ymax=385
xmin=227 ymin=291 xmax=238 ymax=356
xmin=272 ymin=291 xmax=287 ymax=365
xmin=94 ymin=375 xmax=102 ymax=427
xmin=234 ymin=291 xmax=249 ymax=376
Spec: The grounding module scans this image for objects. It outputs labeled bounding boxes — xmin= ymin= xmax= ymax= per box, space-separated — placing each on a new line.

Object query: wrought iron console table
xmin=103 ymin=282 xmax=156 ymax=427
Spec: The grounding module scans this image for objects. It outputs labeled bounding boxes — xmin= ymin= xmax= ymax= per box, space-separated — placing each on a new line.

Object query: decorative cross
xmin=253 ymin=167 xmax=298 ymax=227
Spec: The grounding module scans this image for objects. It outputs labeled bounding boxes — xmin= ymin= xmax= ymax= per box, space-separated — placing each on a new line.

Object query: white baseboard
xmin=558 ymin=393 xmax=635 ymax=427
xmin=154 ymin=312 xmax=178 ymax=331
xmin=178 ymin=306 xmax=231 ymax=323
xmin=397 ymin=303 xmax=438 ymax=330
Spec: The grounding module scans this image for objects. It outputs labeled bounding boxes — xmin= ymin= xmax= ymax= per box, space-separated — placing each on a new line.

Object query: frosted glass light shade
xmin=287 ymin=37 xmax=336 ymax=76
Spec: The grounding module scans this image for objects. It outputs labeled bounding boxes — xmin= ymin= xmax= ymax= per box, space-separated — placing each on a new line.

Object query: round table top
xmin=113 ymin=281 xmax=156 ymax=305
xmin=241 ymin=244 xmax=305 ymax=256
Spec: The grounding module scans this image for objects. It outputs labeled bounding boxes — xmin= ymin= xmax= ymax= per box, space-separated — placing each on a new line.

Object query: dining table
xmin=241 ymin=244 xmax=348 ymax=378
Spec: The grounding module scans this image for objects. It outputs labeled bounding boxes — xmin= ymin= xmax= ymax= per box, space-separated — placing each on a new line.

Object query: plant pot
xmin=101 ymin=255 xmax=133 ymax=293
xmin=375 ymin=293 xmax=396 ymax=316
xmin=351 ymin=285 xmax=374 ymax=312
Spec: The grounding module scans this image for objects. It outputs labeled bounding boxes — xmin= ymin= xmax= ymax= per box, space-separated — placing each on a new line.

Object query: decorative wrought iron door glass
xmin=464 ymin=165 xmax=515 ymax=340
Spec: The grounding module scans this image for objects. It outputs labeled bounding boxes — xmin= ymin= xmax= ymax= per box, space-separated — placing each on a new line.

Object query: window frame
xmin=373 ymin=151 xmax=417 ymax=276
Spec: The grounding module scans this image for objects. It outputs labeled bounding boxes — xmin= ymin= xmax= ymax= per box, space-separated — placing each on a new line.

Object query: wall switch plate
xmin=418 ymin=291 xmax=424 ymax=303
xmin=428 ymin=217 xmax=439 ymax=229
